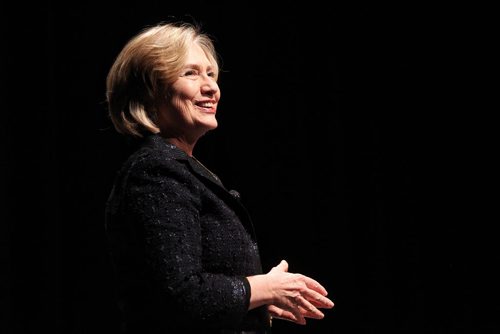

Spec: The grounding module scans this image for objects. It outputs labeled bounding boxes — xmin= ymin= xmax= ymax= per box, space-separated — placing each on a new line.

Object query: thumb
xmin=272 ymin=259 xmax=289 ymax=272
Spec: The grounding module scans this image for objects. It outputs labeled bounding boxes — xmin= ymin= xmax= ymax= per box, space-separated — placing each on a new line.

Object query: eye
xmin=182 ymin=69 xmax=199 ymax=77
xmin=207 ymin=71 xmax=216 ymax=78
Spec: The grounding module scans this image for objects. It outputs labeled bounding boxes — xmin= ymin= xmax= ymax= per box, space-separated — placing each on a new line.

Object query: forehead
xmin=185 ymin=43 xmax=215 ymax=67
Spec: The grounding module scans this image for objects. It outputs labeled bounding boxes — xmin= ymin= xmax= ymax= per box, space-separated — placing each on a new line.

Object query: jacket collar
xmin=143 ymin=133 xmax=224 ymax=188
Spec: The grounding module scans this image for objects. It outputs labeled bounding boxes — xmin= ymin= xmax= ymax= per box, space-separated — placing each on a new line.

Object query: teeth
xmin=198 ymin=103 xmax=213 ymax=108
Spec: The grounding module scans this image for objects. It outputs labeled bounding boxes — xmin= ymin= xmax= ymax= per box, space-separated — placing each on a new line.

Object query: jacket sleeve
xmin=124 ymin=151 xmax=251 ymax=328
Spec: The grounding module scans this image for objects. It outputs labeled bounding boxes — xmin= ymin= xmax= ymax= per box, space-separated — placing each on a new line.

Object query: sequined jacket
xmin=105 ymin=134 xmax=271 ymax=334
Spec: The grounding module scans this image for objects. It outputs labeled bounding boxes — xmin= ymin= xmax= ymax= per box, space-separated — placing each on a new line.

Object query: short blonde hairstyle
xmin=106 ymin=22 xmax=220 ymax=137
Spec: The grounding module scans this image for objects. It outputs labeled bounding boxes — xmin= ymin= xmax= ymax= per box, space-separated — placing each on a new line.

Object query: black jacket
xmin=105 ymin=134 xmax=271 ymax=333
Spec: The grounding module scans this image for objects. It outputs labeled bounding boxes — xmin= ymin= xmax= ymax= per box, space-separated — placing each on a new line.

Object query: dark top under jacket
xmin=105 ymin=134 xmax=271 ymax=334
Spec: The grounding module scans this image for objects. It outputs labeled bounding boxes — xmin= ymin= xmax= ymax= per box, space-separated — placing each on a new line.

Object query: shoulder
xmin=123 ymin=134 xmax=189 ymax=173
xmin=108 ymin=135 xmax=196 ymax=193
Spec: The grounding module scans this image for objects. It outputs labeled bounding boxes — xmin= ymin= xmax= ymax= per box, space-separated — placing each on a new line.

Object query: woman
xmin=105 ymin=21 xmax=334 ymax=333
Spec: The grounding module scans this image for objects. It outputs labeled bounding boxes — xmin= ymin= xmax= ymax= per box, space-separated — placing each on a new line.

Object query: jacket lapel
xmin=186 ymin=157 xmax=258 ymax=241
xmin=144 ymin=134 xmax=258 ymax=240
xmin=186 ymin=157 xmax=225 ymax=188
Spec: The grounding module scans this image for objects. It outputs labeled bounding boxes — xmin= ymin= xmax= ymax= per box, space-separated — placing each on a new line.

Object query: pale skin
xmin=157 ymin=42 xmax=220 ymax=156
xmin=248 ymin=260 xmax=334 ymax=325
xmin=157 ymin=42 xmax=334 ymax=325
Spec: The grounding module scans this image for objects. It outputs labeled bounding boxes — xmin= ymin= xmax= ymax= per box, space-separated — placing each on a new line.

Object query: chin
xmin=198 ymin=121 xmax=218 ymax=134
xmin=205 ymin=118 xmax=218 ymax=129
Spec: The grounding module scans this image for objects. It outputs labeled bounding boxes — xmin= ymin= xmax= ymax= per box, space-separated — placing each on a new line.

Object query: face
xmin=158 ymin=43 xmax=220 ymax=141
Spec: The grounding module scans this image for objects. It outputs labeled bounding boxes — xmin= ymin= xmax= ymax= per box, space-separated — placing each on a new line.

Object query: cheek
xmin=168 ymin=98 xmax=191 ymax=119
xmin=166 ymin=82 xmax=198 ymax=116
xmin=171 ymin=81 xmax=198 ymax=99
xmin=168 ymin=87 xmax=193 ymax=109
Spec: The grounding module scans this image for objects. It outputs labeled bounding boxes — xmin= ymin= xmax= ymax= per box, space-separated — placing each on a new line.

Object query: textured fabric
xmin=105 ymin=134 xmax=271 ymax=333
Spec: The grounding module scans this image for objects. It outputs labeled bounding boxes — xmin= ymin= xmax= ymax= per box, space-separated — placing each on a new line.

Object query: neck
xmin=162 ymin=136 xmax=196 ymax=156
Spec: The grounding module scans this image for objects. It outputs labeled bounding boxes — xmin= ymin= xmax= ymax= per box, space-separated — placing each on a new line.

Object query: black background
xmin=2 ymin=2 xmax=496 ymax=333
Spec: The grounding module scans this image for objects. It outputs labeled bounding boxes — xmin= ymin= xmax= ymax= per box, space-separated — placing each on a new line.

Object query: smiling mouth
xmin=195 ymin=101 xmax=217 ymax=113
xmin=196 ymin=102 xmax=214 ymax=108
xmin=196 ymin=101 xmax=214 ymax=108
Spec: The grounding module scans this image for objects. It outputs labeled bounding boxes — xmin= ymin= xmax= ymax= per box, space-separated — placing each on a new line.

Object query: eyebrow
xmin=183 ymin=63 xmax=215 ymax=71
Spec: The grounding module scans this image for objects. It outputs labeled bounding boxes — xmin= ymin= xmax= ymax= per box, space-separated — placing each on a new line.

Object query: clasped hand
xmin=266 ymin=260 xmax=334 ymax=325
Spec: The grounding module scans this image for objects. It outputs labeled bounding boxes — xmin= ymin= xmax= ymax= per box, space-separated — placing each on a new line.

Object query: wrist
xmin=247 ymin=274 xmax=274 ymax=309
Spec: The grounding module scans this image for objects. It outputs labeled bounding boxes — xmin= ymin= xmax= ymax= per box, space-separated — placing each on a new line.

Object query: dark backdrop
xmin=2 ymin=2 xmax=496 ymax=333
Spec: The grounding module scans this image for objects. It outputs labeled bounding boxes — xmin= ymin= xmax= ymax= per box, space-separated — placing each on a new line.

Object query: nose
xmin=201 ymin=75 xmax=219 ymax=95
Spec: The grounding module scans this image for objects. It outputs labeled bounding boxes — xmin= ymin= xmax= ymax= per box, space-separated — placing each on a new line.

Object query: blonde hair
xmin=106 ymin=22 xmax=220 ymax=137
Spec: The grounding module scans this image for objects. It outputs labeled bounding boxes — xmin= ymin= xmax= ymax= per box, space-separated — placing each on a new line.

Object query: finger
xmin=300 ymin=289 xmax=335 ymax=309
xmin=294 ymin=294 xmax=325 ymax=319
xmin=273 ymin=259 xmax=288 ymax=272
xmin=299 ymin=306 xmax=327 ymax=320
xmin=267 ymin=305 xmax=285 ymax=319
xmin=268 ymin=305 xmax=304 ymax=324
xmin=302 ymin=276 xmax=328 ymax=296
xmin=308 ymin=297 xmax=335 ymax=309
xmin=268 ymin=305 xmax=297 ymax=322
xmin=287 ymin=298 xmax=307 ymax=325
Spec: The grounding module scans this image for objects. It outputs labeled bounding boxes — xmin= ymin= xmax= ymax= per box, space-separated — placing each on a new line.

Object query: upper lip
xmin=195 ymin=99 xmax=217 ymax=107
